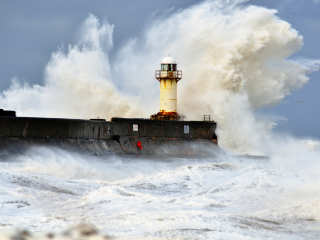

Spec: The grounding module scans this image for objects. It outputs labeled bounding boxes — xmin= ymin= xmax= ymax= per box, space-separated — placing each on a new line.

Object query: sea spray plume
xmin=174 ymin=2 xmax=318 ymax=154
xmin=0 ymin=14 xmax=142 ymax=119
xmin=0 ymin=2 xmax=319 ymax=154
xmin=114 ymin=0 xmax=319 ymax=154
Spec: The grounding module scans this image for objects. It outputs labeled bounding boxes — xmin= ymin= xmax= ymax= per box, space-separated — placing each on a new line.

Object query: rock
xmin=0 ymin=224 xmax=112 ymax=240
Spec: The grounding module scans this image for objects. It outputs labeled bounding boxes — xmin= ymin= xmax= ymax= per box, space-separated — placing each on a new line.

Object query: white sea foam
xmin=1 ymin=146 xmax=320 ymax=239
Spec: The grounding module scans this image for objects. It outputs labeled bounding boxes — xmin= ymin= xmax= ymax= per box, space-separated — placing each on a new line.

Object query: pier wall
xmin=0 ymin=117 xmax=217 ymax=155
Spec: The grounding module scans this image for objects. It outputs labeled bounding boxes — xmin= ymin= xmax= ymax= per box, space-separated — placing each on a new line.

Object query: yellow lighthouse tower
xmin=150 ymin=56 xmax=182 ymax=121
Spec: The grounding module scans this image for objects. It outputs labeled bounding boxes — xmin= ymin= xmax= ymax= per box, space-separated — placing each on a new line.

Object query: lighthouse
xmin=150 ymin=56 xmax=182 ymax=121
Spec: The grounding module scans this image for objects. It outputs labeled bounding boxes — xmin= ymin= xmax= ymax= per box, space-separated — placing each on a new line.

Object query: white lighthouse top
xmin=161 ymin=56 xmax=176 ymax=64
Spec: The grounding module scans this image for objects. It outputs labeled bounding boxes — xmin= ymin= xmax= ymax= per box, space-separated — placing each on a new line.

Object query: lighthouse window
xmin=168 ymin=64 xmax=176 ymax=71
xmin=161 ymin=64 xmax=177 ymax=71
xmin=161 ymin=64 xmax=168 ymax=71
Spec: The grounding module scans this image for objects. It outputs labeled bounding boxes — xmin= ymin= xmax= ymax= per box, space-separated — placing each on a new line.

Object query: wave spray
xmin=1 ymin=0 xmax=319 ymax=154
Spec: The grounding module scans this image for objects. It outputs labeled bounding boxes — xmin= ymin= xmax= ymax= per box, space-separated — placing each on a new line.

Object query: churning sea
xmin=0 ymin=142 xmax=320 ymax=240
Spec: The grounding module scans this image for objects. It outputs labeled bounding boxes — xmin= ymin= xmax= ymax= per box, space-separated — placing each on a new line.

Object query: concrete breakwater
xmin=0 ymin=117 xmax=218 ymax=155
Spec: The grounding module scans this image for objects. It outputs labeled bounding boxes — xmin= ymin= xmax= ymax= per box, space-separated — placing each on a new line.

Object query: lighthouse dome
xmin=161 ymin=56 xmax=176 ymax=64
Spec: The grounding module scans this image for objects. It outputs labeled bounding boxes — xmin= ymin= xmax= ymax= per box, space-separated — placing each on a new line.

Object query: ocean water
xmin=1 ymin=141 xmax=320 ymax=239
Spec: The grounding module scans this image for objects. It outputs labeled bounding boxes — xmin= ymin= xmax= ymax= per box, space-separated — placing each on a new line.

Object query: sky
xmin=0 ymin=0 xmax=319 ymax=139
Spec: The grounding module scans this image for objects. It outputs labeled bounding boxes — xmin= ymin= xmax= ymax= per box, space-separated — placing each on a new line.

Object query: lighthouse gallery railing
xmin=155 ymin=70 xmax=182 ymax=81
